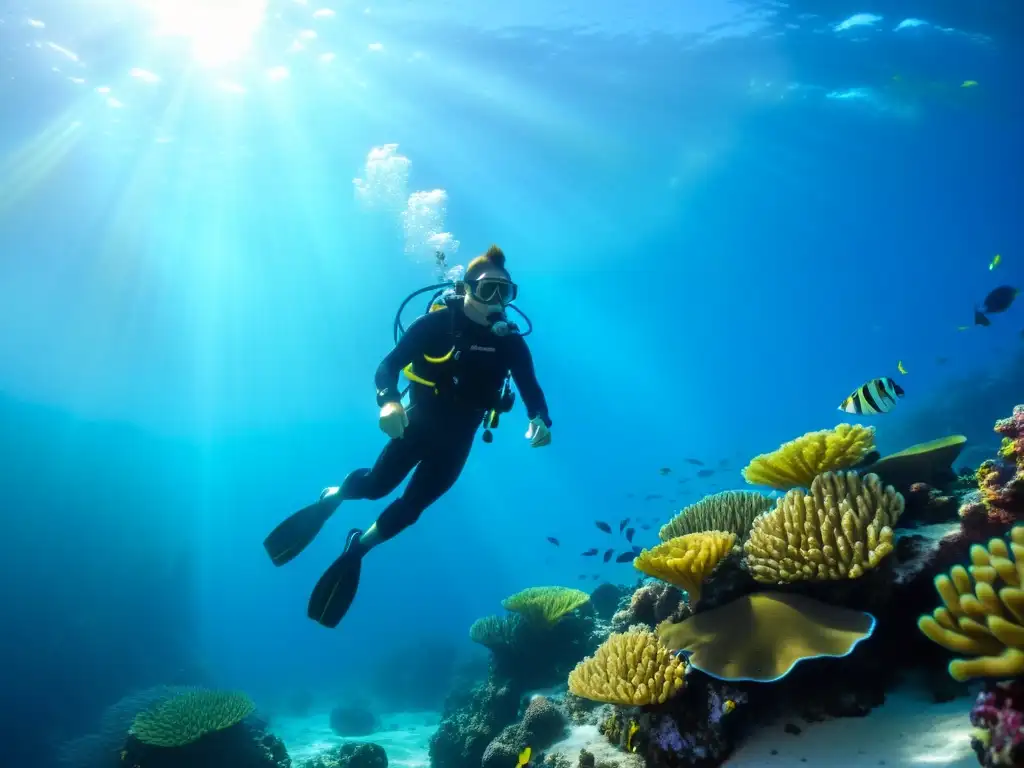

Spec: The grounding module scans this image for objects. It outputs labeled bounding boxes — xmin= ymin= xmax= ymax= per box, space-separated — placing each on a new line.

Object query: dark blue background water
xmin=0 ymin=0 xmax=1021 ymax=764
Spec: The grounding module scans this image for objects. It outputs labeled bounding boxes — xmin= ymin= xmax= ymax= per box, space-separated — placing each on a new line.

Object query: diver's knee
xmin=341 ymin=468 xmax=388 ymax=500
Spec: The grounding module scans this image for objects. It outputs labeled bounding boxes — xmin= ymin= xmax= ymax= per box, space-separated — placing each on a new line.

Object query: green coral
xmin=469 ymin=614 xmax=523 ymax=650
xmin=502 ymin=586 xmax=589 ymax=625
xmin=659 ymin=490 xmax=774 ymax=541
xmin=131 ymin=688 xmax=255 ymax=747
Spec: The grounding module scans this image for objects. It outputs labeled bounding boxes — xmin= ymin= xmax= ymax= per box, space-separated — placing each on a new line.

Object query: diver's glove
xmin=525 ymin=416 xmax=551 ymax=448
xmin=379 ymin=402 xmax=409 ymax=439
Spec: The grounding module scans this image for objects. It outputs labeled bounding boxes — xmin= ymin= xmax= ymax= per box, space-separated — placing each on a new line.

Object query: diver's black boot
xmin=307 ymin=528 xmax=366 ymax=629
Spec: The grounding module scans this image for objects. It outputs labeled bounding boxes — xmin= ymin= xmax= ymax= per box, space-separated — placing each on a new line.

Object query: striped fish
xmin=839 ymin=377 xmax=905 ymax=414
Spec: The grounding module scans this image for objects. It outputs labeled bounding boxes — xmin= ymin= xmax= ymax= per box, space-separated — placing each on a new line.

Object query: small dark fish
xmin=644 ymin=493 xmax=663 ymax=501
xmin=603 ymin=549 xmax=614 ymax=562
xmin=625 ymin=527 xmax=635 ymax=543
xmin=582 ymin=548 xmax=599 ymax=556
xmin=936 ymin=356 xmax=948 ymax=365
xmin=975 ymin=309 xmax=992 ymax=326
xmin=697 ymin=469 xmax=715 ymax=478
xmin=615 ymin=551 xmax=635 ymax=563
xmin=632 ymin=545 xmax=643 ymax=554
xmin=718 ymin=458 xmax=729 ymax=468
xmin=981 ymin=285 xmax=1019 ymax=314
xmin=595 ymin=521 xmax=612 ymax=533
xmin=641 ymin=524 xmax=652 ymax=530
xmin=839 ymin=377 xmax=904 ymax=415
xmin=619 ymin=518 xmax=630 ymax=532
xmin=578 ymin=574 xmax=587 ymax=580
xmin=546 ymin=537 xmax=560 ymax=546
xmin=592 ymin=574 xmax=600 ymax=580
xmin=659 ymin=467 xmax=672 ymax=475
xmin=685 ymin=458 xmax=704 ymax=466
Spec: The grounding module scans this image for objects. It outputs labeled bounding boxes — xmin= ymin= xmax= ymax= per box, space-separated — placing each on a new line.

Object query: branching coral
xmin=502 ymin=586 xmax=589 ymax=625
xmin=567 ymin=627 xmax=686 ymax=706
xmin=918 ymin=525 xmax=1024 ymax=681
xmin=131 ymin=689 xmax=255 ymax=748
xmin=657 ymin=592 xmax=876 ymax=683
xmin=744 ymin=471 xmax=904 ymax=583
xmin=659 ymin=491 xmax=774 ymax=541
xmin=634 ymin=532 xmax=736 ymax=603
xmin=742 ymin=423 xmax=876 ymax=490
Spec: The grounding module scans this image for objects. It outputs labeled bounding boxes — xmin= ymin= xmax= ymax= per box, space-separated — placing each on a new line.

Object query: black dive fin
xmin=263 ymin=495 xmax=341 ymax=567
xmin=307 ymin=529 xmax=364 ymax=629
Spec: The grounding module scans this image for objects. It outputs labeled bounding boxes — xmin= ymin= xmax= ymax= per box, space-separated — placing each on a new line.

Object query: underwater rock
xmin=970 ymin=679 xmax=1024 ymax=767
xmin=428 ymin=672 xmax=521 ymax=768
xmin=597 ymin=677 xmax=748 ymax=767
xmin=610 ymin=580 xmax=691 ymax=633
xmin=300 ymin=743 xmax=387 ymax=768
xmin=900 ymin=482 xmax=960 ymax=527
xmin=523 ymin=695 xmax=570 ymax=749
xmin=120 ymin=718 xmax=289 ymax=768
xmin=328 ymin=705 xmax=379 ymax=737
xmin=686 ymin=551 xmax=758 ymax=613
xmin=590 ymin=583 xmax=629 ymax=622
xmin=864 ymin=435 xmax=967 ymax=493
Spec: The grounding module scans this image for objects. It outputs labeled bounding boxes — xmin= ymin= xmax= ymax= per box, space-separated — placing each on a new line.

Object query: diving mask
xmin=469 ymin=277 xmax=518 ymax=306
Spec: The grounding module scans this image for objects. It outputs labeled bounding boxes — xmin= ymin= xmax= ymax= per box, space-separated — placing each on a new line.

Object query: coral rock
xmin=329 ymin=705 xmax=378 ymax=737
xmin=902 ymin=482 xmax=960 ymax=527
xmin=970 ymin=679 xmax=1024 ymax=767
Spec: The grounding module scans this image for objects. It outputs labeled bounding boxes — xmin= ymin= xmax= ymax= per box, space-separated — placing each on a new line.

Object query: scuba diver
xmin=263 ymin=245 xmax=552 ymax=628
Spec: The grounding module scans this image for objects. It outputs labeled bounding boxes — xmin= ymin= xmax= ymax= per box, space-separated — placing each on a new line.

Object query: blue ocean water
xmin=0 ymin=0 xmax=1022 ymax=765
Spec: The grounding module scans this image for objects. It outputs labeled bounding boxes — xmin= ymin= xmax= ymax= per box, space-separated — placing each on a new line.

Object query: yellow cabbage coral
xmin=634 ymin=532 xmax=736 ymax=603
xmin=659 ymin=491 xmax=774 ymax=541
xmin=502 ymin=586 xmax=589 ymax=625
xmin=918 ymin=526 xmax=1024 ymax=681
xmin=744 ymin=471 xmax=903 ymax=583
xmin=742 ymin=423 xmax=876 ymax=490
xmin=567 ymin=627 xmax=686 ymax=705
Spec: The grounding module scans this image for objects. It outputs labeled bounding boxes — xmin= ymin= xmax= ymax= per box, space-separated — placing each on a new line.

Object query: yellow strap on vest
xmin=402 ymin=347 xmax=455 ymax=392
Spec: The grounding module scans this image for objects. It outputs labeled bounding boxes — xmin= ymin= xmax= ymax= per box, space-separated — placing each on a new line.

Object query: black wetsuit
xmin=338 ymin=301 xmax=551 ymax=540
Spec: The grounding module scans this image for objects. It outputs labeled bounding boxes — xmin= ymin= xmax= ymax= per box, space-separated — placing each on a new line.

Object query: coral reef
xmin=596 ymin=680 xmax=748 ymax=767
xmin=959 ymin=405 xmax=1024 ymax=533
xmin=610 ymin=581 xmax=689 ymax=634
xmin=429 ymin=674 xmax=521 ymax=768
xmin=902 ymin=482 xmax=960 ymax=526
xmin=502 ymin=587 xmax=591 ymax=625
xmin=996 ymin=405 xmax=1024 ymax=467
xmin=633 ymin=532 xmax=735 ymax=604
xmin=120 ymin=717 xmax=289 ymax=768
xmin=481 ymin=696 xmax=568 ymax=768
xmin=131 ymin=689 xmax=255 ymax=748
xmin=590 ymin=583 xmax=629 ymax=621
xmin=970 ymin=679 xmax=1024 ymax=767
xmin=568 ymin=627 xmax=686 ymax=706
xmin=741 ymin=423 xmax=876 ymax=490
xmin=658 ymin=491 xmax=774 ymax=541
xmin=918 ymin=525 xmax=1024 ymax=681
xmin=328 ymin=705 xmax=379 ymax=736
xmin=744 ymin=471 xmax=904 ymax=583
xmin=657 ymin=592 xmax=876 ymax=682
xmin=299 ymin=743 xmax=387 ymax=768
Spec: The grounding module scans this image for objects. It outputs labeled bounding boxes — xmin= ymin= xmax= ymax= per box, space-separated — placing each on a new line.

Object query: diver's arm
xmin=374 ymin=310 xmax=448 ymax=406
xmin=508 ymin=337 xmax=552 ymax=427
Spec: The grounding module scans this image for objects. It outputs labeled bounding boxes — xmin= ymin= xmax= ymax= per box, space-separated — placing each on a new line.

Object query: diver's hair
xmin=465 ymin=245 xmax=507 ymax=282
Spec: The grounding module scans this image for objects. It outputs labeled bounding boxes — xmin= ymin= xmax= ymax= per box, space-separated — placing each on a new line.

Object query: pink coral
xmin=970 ymin=680 xmax=1024 ymax=767
xmin=995 ymin=405 xmax=1024 ymax=468
xmin=958 ymin=405 xmax=1024 ymax=534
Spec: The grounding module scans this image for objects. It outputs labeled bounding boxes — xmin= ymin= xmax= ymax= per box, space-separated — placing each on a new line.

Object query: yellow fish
xmin=517 ymin=746 xmax=532 ymax=766
xmin=990 ymin=253 xmax=1002 ymax=271
xmin=723 ymin=699 xmax=736 ymax=714
xmin=961 ymin=80 xmax=978 ymax=88
xmin=897 ymin=360 xmax=907 ymax=375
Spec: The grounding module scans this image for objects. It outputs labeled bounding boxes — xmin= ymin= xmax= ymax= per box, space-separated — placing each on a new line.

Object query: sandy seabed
xmin=274 ymin=710 xmax=437 ymax=767
xmin=273 ymin=686 xmax=978 ymax=768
